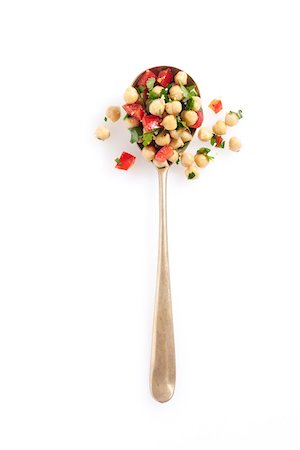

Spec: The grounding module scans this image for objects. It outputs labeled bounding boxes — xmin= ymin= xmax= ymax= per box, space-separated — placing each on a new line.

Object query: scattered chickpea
xmin=170 ymin=137 xmax=184 ymax=149
xmin=95 ymin=125 xmax=110 ymax=141
xmin=162 ymin=115 xmax=177 ymax=131
xmin=165 ymin=101 xmax=182 ymax=115
xmin=194 ymin=154 xmax=209 ymax=168
xmin=153 ymin=159 xmax=169 ymax=168
xmin=213 ymin=120 xmax=227 ymax=135
xmin=229 ymin=137 xmax=242 ymax=152
xmin=141 ymin=146 xmax=156 ymax=161
xmin=149 ymin=98 xmax=165 ymax=117
xmin=155 ymin=131 xmax=171 ymax=146
xmin=181 ymin=110 xmax=198 ymax=127
xmin=174 ymin=71 xmax=188 ymax=85
xmin=106 ymin=106 xmax=121 ymax=122
xmin=185 ymin=165 xmax=200 ymax=179
xmin=198 ymin=127 xmax=213 ymax=142
xmin=152 ymin=85 xmax=164 ymax=95
xmin=124 ymin=86 xmax=139 ymax=104
xmin=225 ymin=112 xmax=239 ymax=126
xmin=168 ymin=150 xmax=179 ymax=163
xmin=180 ymin=152 xmax=194 ymax=167
xmin=191 ymin=96 xmax=202 ymax=112
xmin=181 ymin=130 xmax=193 ymax=143
xmin=169 ymin=85 xmax=183 ymax=101
xmin=124 ymin=117 xmax=140 ymax=129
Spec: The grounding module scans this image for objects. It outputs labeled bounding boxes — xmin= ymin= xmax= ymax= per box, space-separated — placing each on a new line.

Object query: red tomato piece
xmin=123 ymin=103 xmax=145 ymax=121
xmin=115 ymin=152 xmax=136 ymax=171
xmin=138 ymin=70 xmax=157 ymax=87
xmin=215 ymin=136 xmax=223 ymax=147
xmin=142 ymin=115 xmax=162 ymax=132
xmin=190 ymin=110 xmax=204 ymax=128
xmin=209 ymin=99 xmax=223 ymax=114
xmin=155 ymin=145 xmax=174 ymax=162
xmin=157 ymin=68 xmax=173 ymax=87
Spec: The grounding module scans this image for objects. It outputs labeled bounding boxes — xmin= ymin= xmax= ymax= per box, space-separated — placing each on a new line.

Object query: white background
xmin=1 ymin=1 xmax=300 ymax=449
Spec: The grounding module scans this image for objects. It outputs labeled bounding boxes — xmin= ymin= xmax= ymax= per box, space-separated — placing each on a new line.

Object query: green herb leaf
xmin=197 ymin=147 xmax=211 ymax=155
xmin=137 ymin=86 xmax=146 ymax=94
xmin=210 ymin=134 xmax=216 ymax=146
xmin=188 ymin=172 xmax=196 ymax=179
xmin=180 ymin=84 xmax=190 ymax=99
xmin=176 ymin=158 xmax=180 ymax=165
xmin=104 ymin=116 xmax=107 ymax=122
xmin=186 ymin=85 xmax=198 ymax=97
xmin=237 ymin=109 xmax=243 ymax=119
xmin=143 ymin=132 xmax=154 ymax=147
xmin=115 ymin=157 xmax=122 ymax=166
xmin=129 ymin=126 xmax=143 ymax=144
xmin=176 ymin=117 xmax=191 ymax=132
xmin=123 ymin=113 xmax=130 ymax=120
xmin=186 ymin=98 xmax=195 ymax=110
xmin=146 ymin=77 xmax=156 ymax=91
xmin=149 ymin=90 xmax=159 ymax=100
xmin=220 ymin=140 xmax=225 ymax=148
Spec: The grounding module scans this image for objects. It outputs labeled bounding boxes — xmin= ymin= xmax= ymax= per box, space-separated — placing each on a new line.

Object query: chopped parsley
xmin=143 ymin=132 xmax=154 ymax=147
xmin=180 ymin=84 xmax=198 ymax=100
xmin=115 ymin=157 xmax=122 ymax=166
xmin=229 ymin=109 xmax=243 ymax=119
xmin=197 ymin=147 xmax=214 ymax=160
xmin=149 ymin=90 xmax=159 ymax=100
xmin=129 ymin=126 xmax=143 ymax=144
xmin=137 ymin=86 xmax=146 ymax=94
xmin=104 ymin=116 xmax=107 ymax=121
xmin=186 ymin=97 xmax=195 ymax=110
xmin=146 ymin=77 xmax=156 ymax=91
xmin=123 ymin=113 xmax=130 ymax=120
xmin=188 ymin=172 xmax=196 ymax=179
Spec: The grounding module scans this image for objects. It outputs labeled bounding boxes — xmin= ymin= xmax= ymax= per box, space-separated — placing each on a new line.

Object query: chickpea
xmin=170 ymin=138 xmax=184 ymax=149
xmin=191 ymin=96 xmax=202 ymax=112
xmin=124 ymin=117 xmax=140 ymax=129
xmin=155 ymin=131 xmax=171 ymax=146
xmin=185 ymin=165 xmax=200 ymax=179
xmin=106 ymin=106 xmax=121 ymax=122
xmin=153 ymin=159 xmax=169 ymax=168
xmin=152 ymin=85 xmax=164 ymax=95
xmin=198 ymin=127 xmax=213 ymax=142
xmin=162 ymin=114 xmax=177 ymax=131
xmin=149 ymin=98 xmax=165 ymax=117
xmin=180 ymin=152 xmax=194 ymax=167
xmin=229 ymin=137 xmax=242 ymax=152
xmin=141 ymin=146 xmax=156 ymax=161
xmin=181 ymin=130 xmax=193 ymax=143
xmin=212 ymin=120 xmax=227 ymax=135
xmin=168 ymin=150 xmax=179 ymax=163
xmin=181 ymin=110 xmax=198 ymax=126
xmin=174 ymin=71 xmax=188 ymax=85
xmin=194 ymin=154 xmax=209 ymax=168
xmin=170 ymin=129 xmax=183 ymax=139
xmin=169 ymin=85 xmax=183 ymax=101
xmin=95 ymin=125 xmax=110 ymax=140
xmin=165 ymin=101 xmax=182 ymax=115
xmin=225 ymin=112 xmax=239 ymax=126
xmin=124 ymin=86 xmax=139 ymax=104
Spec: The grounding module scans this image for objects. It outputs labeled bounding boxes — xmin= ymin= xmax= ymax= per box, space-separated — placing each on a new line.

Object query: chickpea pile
xmin=95 ymin=67 xmax=244 ymax=178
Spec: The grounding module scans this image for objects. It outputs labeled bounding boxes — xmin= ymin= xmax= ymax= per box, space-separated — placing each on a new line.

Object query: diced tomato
xmin=142 ymin=115 xmax=162 ymax=132
xmin=215 ymin=135 xmax=223 ymax=147
xmin=157 ymin=68 xmax=173 ymax=87
xmin=209 ymin=99 xmax=223 ymax=114
xmin=138 ymin=70 xmax=157 ymax=87
xmin=115 ymin=152 xmax=136 ymax=171
xmin=123 ymin=103 xmax=145 ymax=121
xmin=155 ymin=145 xmax=174 ymax=162
xmin=190 ymin=110 xmax=204 ymax=128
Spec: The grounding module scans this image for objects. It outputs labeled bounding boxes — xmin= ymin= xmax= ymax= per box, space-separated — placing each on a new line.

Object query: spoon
xmin=132 ymin=66 xmax=200 ymax=402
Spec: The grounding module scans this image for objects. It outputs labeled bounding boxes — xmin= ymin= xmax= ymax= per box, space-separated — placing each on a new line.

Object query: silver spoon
xmin=132 ymin=66 xmax=201 ymax=402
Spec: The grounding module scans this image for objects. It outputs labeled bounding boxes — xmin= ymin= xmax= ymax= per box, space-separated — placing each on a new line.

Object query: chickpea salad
xmin=95 ymin=67 xmax=243 ymax=179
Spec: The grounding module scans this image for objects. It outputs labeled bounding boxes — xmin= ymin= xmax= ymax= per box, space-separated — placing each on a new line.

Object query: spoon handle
xmin=150 ymin=167 xmax=176 ymax=403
